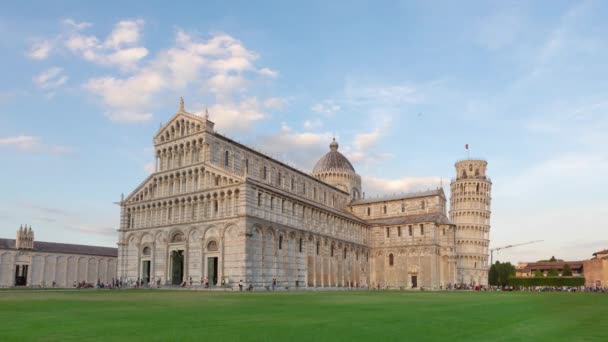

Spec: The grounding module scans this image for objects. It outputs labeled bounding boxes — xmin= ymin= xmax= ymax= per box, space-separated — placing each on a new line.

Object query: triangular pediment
xmin=123 ymin=161 xmax=244 ymax=205
xmin=154 ymin=110 xmax=206 ymax=144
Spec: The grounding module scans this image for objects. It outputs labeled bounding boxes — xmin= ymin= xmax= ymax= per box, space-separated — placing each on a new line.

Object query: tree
xmin=547 ymin=268 xmax=559 ymax=277
xmin=562 ymin=264 xmax=573 ymax=276
xmin=534 ymin=269 xmax=543 ymax=277
xmin=489 ymin=261 xmax=499 ymax=285
xmin=549 ymin=256 xmax=557 ymax=262
xmin=488 ymin=261 xmax=516 ymax=286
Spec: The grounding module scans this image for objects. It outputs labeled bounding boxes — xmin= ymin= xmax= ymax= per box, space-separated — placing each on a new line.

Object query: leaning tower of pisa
xmin=449 ymin=159 xmax=492 ymax=285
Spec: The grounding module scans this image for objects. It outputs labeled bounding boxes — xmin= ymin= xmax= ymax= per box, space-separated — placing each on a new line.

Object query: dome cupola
xmin=312 ymin=138 xmax=362 ymax=201
xmin=313 ymin=138 xmax=356 ymax=174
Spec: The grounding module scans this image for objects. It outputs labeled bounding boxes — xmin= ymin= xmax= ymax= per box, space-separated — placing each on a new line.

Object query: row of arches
xmin=312 ymin=169 xmax=362 ymax=201
xmin=252 ymin=187 xmax=367 ymax=245
xmin=128 ymin=166 xmax=239 ymax=203
xmin=451 ymin=181 xmax=491 ymax=196
xmin=248 ymin=224 xmax=369 ymax=288
xmin=156 ymin=138 xmax=206 ymax=172
xmin=208 ymin=137 xmax=350 ymax=210
xmin=158 ymin=117 xmax=203 ymax=143
xmin=450 ymin=196 xmax=490 ymax=208
xmin=125 ymin=188 xmax=240 ymax=230
xmin=0 ymin=252 xmax=116 ymax=288
xmin=121 ymin=223 xmax=239 ymax=286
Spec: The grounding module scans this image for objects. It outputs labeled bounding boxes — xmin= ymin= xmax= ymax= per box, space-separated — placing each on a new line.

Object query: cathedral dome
xmin=312 ymin=138 xmax=356 ymax=174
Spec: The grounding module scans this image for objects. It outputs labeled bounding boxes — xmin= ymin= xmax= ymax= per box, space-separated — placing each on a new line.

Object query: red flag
xmin=465 ymin=144 xmax=469 ymax=150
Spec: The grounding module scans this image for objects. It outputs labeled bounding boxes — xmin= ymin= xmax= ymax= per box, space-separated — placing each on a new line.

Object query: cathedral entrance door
xmin=15 ymin=264 xmax=28 ymax=286
xmin=142 ymin=261 xmax=151 ymax=284
xmin=171 ymin=250 xmax=184 ymax=285
xmin=207 ymin=257 xmax=218 ymax=286
xmin=411 ymin=275 xmax=418 ymax=288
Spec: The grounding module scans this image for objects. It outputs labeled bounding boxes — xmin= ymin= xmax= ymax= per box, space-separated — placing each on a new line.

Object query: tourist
xmin=272 ymin=278 xmax=276 ymax=291
xmin=239 ymin=280 xmax=243 ymax=291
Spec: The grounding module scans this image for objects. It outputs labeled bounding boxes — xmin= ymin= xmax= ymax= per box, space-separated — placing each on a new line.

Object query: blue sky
xmin=1 ymin=0 xmax=607 ymax=263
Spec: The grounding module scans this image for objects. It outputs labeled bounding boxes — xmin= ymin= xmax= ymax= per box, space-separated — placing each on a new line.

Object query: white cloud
xmin=27 ymin=40 xmax=52 ymax=60
xmin=263 ymin=97 xmax=287 ymax=109
xmin=311 ymin=99 xmax=340 ymax=115
xmin=104 ymin=19 xmax=144 ymax=49
xmin=0 ymin=135 xmax=72 ymax=154
xmin=61 ymin=19 xmax=92 ymax=30
xmin=33 ymin=67 xmax=68 ymax=89
xmin=67 ymin=224 xmax=115 ymax=236
xmin=353 ymin=128 xmax=381 ymax=150
xmin=363 ymin=176 xmax=446 ymax=196
xmin=344 ymin=83 xmax=423 ymax=107
xmin=253 ymin=123 xmax=333 ymax=170
xmin=31 ymin=20 xmax=278 ymax=127
xmin=303 ymin=118 xmax=323 ymax=129
xmin=63 ymin=18 xmax=148 ymax=70
xmin=200 ymin=97 xmax=268 ymax=132
xmin=207 ymin=73 xmax=248 ymax=95
xmin=144 ymin=162 xmax=155 ymax=174
xmin=258 ymin=67 xmax=279 ymax=78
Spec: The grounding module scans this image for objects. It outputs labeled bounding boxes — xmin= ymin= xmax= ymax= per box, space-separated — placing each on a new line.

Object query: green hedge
xmin=508 ymin=277 xmax=585 ymax=287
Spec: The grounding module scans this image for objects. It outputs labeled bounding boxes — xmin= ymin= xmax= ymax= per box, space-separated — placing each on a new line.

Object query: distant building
xmin=516 ymin=261 xmax=584 ymax=277
xmin=0 ymin=226 xmax=117 ymax=287
xmin=583 ymin=249 xmax=608 ymax=287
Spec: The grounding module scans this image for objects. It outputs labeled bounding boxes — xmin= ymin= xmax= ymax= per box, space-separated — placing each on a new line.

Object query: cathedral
xmin=117 ymin=99 xmax=492 ymax=289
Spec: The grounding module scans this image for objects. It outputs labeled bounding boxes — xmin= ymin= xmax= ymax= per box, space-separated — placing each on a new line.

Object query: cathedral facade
xmin=117 ymin=100 xmax=492 ymax=289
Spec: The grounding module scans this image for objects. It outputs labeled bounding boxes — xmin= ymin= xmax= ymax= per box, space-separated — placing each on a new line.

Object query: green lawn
xmin=0 ymin=290 xmax=605 ymax=341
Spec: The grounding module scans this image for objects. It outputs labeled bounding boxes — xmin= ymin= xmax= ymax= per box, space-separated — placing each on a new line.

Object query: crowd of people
xmin=60 ymin=277 xmax=608 ymax=294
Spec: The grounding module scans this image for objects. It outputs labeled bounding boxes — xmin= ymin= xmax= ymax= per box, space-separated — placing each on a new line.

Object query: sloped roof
xmin=365 ymin=212 xmax=452 ymax=226
xmin=351 ymin=189 xmax=444 ymax=205
xmin=0 ymin=238 xmax=117 ymax=257
xmin=522 ymin=261 xmax=584 ymax=270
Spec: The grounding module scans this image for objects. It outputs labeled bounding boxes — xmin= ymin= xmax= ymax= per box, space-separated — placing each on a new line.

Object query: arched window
xmin=224 ymin=150 xmax=229 ymax=167
xmin=421 ymin=201 xmax=426 ymax=210
xmin=383 ymin=205 xmax=387 ymax=214
xmin=291 ymin=177 xmax=295 ymax=191
xmin=171 ymin=232 xmax=184 ymax=243
xmin=389 ymin=253 xmax=394 ymax=266
xmin=263 ymin=166 xmax=267 ymax=180
xmin=299 ymin=238 xmax=303 ymax=253
xmin=343 ymin=248 xmax=347 ymax=259
xmin=331 ymin=245 xmax=334 ymax=257
xmin=245 ymin=159 xmax=249 ymax=174
xmin=367 ymin=207 xmax=371 ymax=216
xmin=386 ymin=227 xmax=390 ymax=238
xmin=279 ymin=236 xmax=283 ymax=250
xmin=142 ymin=246 xmax=151 ymax=256
xmin=401 ymin=203 xmax=405 ymax=212
xmin=316 ymin=241 xmax=320 ymax=255
xmin=207 ymin=240 xmax=218 ymax=251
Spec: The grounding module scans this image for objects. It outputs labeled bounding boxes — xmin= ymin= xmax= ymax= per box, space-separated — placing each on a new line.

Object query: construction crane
xmin=490 ymin=240 xmax=543 ymax=265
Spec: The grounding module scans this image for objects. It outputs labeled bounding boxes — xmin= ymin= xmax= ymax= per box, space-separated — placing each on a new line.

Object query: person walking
xmin=239 ymin=280 xmax=243 ymax=291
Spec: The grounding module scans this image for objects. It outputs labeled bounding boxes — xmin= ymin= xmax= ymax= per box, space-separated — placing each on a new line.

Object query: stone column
xmin=184 ymin=240 xmax=189 ymax=282
xmin=218 ymin=236 xmax=224 ymax=285
xmin=151 ymin=242 xmax=156 ymax=282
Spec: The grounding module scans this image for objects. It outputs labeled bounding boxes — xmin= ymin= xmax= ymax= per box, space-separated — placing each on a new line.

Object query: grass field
xmin=0 ymin=290 xmax=606 ymax=341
